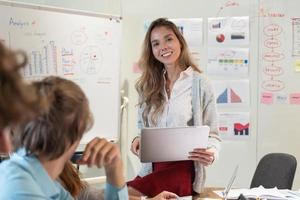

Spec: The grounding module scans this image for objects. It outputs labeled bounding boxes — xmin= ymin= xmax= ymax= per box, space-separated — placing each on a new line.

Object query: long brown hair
xmin=59 ymin=161 xmax=86 ymax=197
xmin=135 ymin=18 xmax=201 ymax=125
xmin=0 ymin=42 xmax=40 ymax=129
xmin=12 ymin=76 xmax=93 ymax=160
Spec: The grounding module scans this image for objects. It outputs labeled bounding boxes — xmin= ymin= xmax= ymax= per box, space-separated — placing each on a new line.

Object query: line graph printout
xmin=0 ymin=2 xmax=122 ymax=143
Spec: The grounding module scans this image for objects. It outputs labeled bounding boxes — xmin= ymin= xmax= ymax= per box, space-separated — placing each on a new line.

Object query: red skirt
xmin=127 ymin=160 xmax=195 ymax=197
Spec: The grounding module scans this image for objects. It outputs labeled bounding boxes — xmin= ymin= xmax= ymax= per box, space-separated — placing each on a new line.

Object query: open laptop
xmin=140 ymin=126 xmax=209 ymax=163
xmin=222 ymin=165 xmax=239 ymax=200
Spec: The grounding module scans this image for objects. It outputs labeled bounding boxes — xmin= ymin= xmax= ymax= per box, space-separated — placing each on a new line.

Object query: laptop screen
xmin=223 ymin=165 xmax=239 ymax=199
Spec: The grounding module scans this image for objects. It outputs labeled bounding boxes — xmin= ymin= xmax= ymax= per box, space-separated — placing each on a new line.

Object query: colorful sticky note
xmin=289 ymin=93 xmax=300 ymax=104
xmin=294 ymin=60 xmax=300 ymax=72
xmin=132 ymin=62 xmax=142 ymax=73
xmin=275 ymin=93 xmax=288 ymax=104
xmin=261 ymin=92 xmax=273 ymax=104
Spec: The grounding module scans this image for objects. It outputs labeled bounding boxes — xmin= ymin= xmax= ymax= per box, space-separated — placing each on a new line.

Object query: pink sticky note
xmin=132 ymin=62 xmax=142 ymax=73
xmin=261 ymin=92 xmax=273 ymax=104
xmin=289 ymin=93 xmax=300 ymax=104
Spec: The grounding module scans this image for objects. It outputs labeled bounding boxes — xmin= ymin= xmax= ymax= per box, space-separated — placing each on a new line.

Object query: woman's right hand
xmin=130 ymin=136 xmax=140 ymax=157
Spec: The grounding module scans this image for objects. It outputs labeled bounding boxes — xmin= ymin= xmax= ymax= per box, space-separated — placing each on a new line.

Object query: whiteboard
xmin=257 ymin=0 xmax=300 ymax=189
xmin=0 ymin=1 xmax=122 ymax=144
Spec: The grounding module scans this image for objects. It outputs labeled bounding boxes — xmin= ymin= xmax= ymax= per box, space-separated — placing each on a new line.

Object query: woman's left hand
xmin=188 ymin=148 xmax=215 ymax=166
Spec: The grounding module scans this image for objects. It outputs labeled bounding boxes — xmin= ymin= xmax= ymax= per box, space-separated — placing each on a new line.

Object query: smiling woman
xmin=150 ymin=26 xmax=181 ymax=68
xmin=128 ymin=18 xmax=221 ymax=198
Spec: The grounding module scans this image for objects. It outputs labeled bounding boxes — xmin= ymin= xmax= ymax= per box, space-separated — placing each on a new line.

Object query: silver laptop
xmin=223 ymin=165 xmax=239 ymax=200
xmin=140 ymin=126 xmax=209 ymax=163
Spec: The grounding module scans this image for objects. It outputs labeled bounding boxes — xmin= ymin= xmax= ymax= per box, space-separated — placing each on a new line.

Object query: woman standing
xmin=128 ymin=18 xmax=221 ymax=198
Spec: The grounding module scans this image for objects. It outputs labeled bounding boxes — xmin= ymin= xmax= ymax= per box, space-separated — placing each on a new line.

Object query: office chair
xmin=250 ymin=153 xmax=297 ymax=189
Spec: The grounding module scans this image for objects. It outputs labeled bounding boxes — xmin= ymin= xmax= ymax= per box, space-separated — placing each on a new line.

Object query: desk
xmin=193 ymin=187 xmax=222 ymax=200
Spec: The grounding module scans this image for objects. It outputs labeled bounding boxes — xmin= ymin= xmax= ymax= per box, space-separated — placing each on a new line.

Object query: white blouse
xmin=149 ymin=66 xmax=194 ymax=128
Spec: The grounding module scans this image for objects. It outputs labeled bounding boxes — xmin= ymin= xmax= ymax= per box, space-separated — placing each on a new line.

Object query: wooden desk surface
xmin=193 ymin=187 xmax=223 ymax=200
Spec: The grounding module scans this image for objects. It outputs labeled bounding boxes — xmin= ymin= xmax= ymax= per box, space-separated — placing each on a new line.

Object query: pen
xmin=70 ymin=151 xmax=84 ymax=164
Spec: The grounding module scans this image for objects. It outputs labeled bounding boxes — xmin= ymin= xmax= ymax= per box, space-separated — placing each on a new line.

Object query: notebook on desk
xmin=216 ymin=186 xmax=288 ymax=199
xmin=214 ymin=166 xmax=289 ymax=199
xmin=140 ymin=126 xmax=209 ymax=163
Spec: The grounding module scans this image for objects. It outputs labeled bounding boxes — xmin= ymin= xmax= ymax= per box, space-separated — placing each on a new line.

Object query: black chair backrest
xmin=250 ymin=153 xmax=297 ymax=189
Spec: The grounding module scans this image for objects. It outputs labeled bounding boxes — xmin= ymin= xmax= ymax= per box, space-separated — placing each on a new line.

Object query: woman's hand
xmin=188 ymin=148 xmax=215 ymax=166
xmin=130 ymin=136 xmax=140 ymax=157
xmin=148 ymin=191 xmax=178 ymax=200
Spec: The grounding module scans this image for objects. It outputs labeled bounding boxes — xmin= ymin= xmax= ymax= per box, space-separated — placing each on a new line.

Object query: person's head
xmin=140 ymin=18 xmax=199 ymax=72
xmin=0 ymin=42 xmax=39 ymax=130
xmin=136 ymin=18 xmax=200 ymax=125
xmin=12 ymin=76 xmax=93 ymax=161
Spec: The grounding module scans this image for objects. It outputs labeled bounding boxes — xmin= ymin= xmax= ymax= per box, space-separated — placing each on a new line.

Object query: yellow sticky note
xmin=294 ymin=60 xmax=300 ymax=72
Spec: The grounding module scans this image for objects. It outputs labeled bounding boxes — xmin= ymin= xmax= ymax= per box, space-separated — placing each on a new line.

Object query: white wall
xmin=121 ymin=0 xmax=260 ymax=188
xmin=122 ymin=0 xmax=300 ymax=189
xmin=6 ymin=0 xmax=300 ymax=190
xmin=257 ymin=0 xmax=300 ymax=190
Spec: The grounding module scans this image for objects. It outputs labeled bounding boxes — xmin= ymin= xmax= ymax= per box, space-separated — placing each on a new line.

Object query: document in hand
xmin=214 ymin=186 xmax=287 ymax=199
xmin=140 ymin=126 xmax=209 ymax=162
